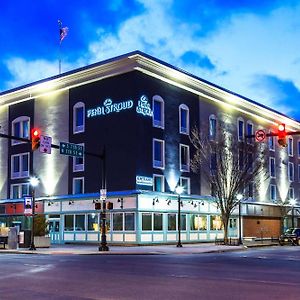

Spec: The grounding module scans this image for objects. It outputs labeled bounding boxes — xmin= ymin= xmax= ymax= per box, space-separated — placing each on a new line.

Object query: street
xmin=0 ymin=247 xmax=299 ymax=299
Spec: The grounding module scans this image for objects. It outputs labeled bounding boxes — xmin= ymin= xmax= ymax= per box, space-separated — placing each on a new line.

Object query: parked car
xmin=279 ymin=228 xmax=300 ymax=246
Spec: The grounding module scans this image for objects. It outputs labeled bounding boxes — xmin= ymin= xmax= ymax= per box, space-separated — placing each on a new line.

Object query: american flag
xmin=60 ymin=26 xmax=69 ymax=43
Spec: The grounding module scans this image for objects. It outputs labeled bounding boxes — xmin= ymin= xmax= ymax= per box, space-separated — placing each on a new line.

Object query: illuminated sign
xmin=136 ymin=176 xmax=153 ymax=186
xmin=136 ymin=95 xmax=152 ymax=117
xmin=87 ymin=95 xmax=152 ymax=118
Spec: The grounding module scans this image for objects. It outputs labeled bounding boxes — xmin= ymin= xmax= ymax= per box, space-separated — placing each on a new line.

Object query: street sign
xmin=255 ymin=129 xmax=266 ymax=142
xmin=100 ymin=189 xmax=107 ymax=200
xmin=24 ymin=196 xmax=32 ymax=215
xmin=40 ymin=135 xmax=52 ymax=154
xmin=60 ymin=142 xmax=84 ymax=157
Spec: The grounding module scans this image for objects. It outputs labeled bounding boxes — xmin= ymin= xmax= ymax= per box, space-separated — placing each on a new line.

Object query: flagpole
xmin=58 ymin=20 xmax=62 ymax=75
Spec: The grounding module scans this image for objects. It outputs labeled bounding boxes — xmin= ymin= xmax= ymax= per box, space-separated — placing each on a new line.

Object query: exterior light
xmin=290 ymin=198 xmax=296 ymax=206
xmin=175 ymin=186 xmax=184 ymax=195
xmin=29 ymin=177 xmax=39 ymax=187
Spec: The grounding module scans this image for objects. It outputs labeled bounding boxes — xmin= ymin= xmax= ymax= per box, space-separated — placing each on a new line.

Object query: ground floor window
xmin=113 ymin=212 xmax=135 ymax=231
xmin=154 ymin=213 xmax=163 ymax=230
xmin=190 ymin=215 xmax=207 ymax=230
xmin=75 ymin=214 xmax=85 ymax=231
xmin=87 ymin=213 xmax=98 ymax=231
xmin=168 ymin=214 xmax=176 ymax=231
xmin=142 ymin=213 xmax=152 ymax=231
xmin=210 ymin=215 xmax=223 ymax=230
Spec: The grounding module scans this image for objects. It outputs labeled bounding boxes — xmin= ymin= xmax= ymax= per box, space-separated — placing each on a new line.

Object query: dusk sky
xmin=1 ymin=0 xmax=300 ymax=120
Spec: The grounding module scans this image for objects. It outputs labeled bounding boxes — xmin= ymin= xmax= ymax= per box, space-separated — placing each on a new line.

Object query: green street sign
xmin=60 ymin=142 xmax=84 ymax=158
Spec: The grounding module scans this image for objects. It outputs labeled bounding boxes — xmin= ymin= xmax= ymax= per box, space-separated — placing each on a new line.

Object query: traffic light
xmin=277 ymin=123 xmax=287 ymax=147
xmin=31 ymin=128 xmax=41 ymax=151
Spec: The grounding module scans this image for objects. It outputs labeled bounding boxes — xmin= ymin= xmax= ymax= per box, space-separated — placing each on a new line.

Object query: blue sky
xmin=1 ymin=0 xmax=300 ymax=120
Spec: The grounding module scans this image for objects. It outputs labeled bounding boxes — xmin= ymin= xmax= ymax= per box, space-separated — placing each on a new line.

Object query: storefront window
xmin=154 ymin=213 xmax=163 ymax=231
xmin=168 ymin=214 xmax=176 ymax=231
xmin=64 ymin=215 xmax=74 ymax=231
xmin=210 ymin=215 xmax=223 ymax=230
xmin=190 ymin=215 xmax=207 ymax=230
xmin=113 ymin=213 xmax=123 ymax=231
xmin=75 ymin=215 xmax=85 ymax=231
xmin=124 ymin=213 xmax=135 ymax=231
xmin=180 ymin=214 xmax=186 ymax=230
xmin=87 ymin=213 xmax=98 ymax=231
xmin=142 ymin=213 xmax=152 ymax=231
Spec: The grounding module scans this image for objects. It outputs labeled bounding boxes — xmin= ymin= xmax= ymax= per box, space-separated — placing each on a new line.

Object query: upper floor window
xmin=73 ymin=143 xmax=84 ymax=172
xmin=179 ymin=104 xmax=189 ymax=135
xmin=73 ymin=177 xmax=84 ymax=194
xmin=73 ymin=102 xmax=85 ymax=134
xmin=288 ymin=187 xmax=295 ymax=200
xmin=179 ymin=177 xmax=191 ymax=194
xmin=269 ymin=157 xmax=276 ymax=178
xmin=246 ymin=121 xmax=254 ymax=143
xmin=180 ymin=144 xmax=190 ymax=172
xmin=237 ymin=118 xmax=244 ymax=141
xmin=11 ymin=153 xmax=29 ymax=179
xmin=209 ymin=115 xmax=217 ymax=140
xmin=152 ymin=95 xmax=164 ymax=129
xmin=269 ymin=132 xmax=275 ymax=151
xmin=288 ymin=162 xmax=294 ymax=182
xmin=298 ymin=140 xmax=300 ymax=158
xmin=270 ymin=184 xmax=276 ymax=202
xmin=10 ymin=183 xmax=29 ymax=199
xmin=153 ymin=139 xmax=165 ymax=169
xmin=210 ymin=152 xmax=217 ymax=174
xmin=153 ymin=174 xmax=165 ymax=192
xmin=12 ymin=116 xmax=30 ymax=145
xmin=288 ymin=137 xmax=293 ymax=156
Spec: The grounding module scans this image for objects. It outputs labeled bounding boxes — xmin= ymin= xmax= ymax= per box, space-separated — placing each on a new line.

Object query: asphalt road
xmin=0 ymin=246 xmax=299 ymax=300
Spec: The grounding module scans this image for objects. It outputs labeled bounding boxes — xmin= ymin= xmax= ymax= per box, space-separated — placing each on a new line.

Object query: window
xmin=73 ymin=143 xmax=84 ymax=172
xmin=288 ymin=187 xmax=295 ymax=200
xmin=210 ymin=215 xmax=222 ymax=230
xmin=246 ymin=121 xmax=254 ymax=143
xmin=180 ymin=144 xmax=190 ymax=172
xmin=87 ymin=214 xmax=98 ymax=231
xmin=209 ymin=115 xmax=217 ymax=140
xmin=210 ymin=152 xmax=217 ymax=174
xmin=298 ymin=164 xmax=300 ymax=182
xmin=247 ymin=182 xmax=254 ymax=198
xmin=288 ymin=162 xmax=294 ymax=182
xmin=298 ymin=140 xmax=300 ymax=158
xmin=75 ymin=215 xmax=85 ymax=231
xmin=168 ymin=214 xmax=176 ymax=231
xmin=180 ymin=214 xmax=187 ymax=230
xmin=152 ymin=95 xmax=164 ymax=129
xmin=12 ymin=116 xmax=30 ymax=145
xmin=190 ymin=215 xmax=207 ymax=230
xmin=269 ymin=133 xmax=275 ymax=151
xmin=237 ymin=118 xmax=244 ymax=141
xmin=73 ymin=102 xmax=85 ymax=134
xmin=154 ymin=213 xmax=163 ymax=231
xmin=153 ymin=139 xmax=165 ymax=169
xmin=73 ymin=177 xmax=84 ymax=194
xmin=124 ymin=213 xmax=135 ymax=231
xmin=288 ymin=138 xmax=293 ymax=156
xmin=270 ymin=184 xmax=276 ymax=202
xmin=179 ymin=177 xmax=190 ymax=194
xmin=11 ymin=153 xmax=29 ymax=179
xmin=269 ymin=157 xmax=276 ymax=178
xmin=153 ymin=174 xmax=164 ymax=192
xmin=64 ymin=215 xmax=74 ymax=231
xmin=179 ymin=104 xmax=189 ymax=134
xmin=142 ymin=213 xmax=152 ymax=231
xmin=10 ymin=183 xmax=29 ymax=199
xmin=113 ymin=213 xmax=123 ymax=231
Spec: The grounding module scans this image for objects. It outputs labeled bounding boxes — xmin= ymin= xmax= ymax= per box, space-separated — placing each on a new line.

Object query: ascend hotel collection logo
xmin=87 ymin=95 xmax=152 ymax=118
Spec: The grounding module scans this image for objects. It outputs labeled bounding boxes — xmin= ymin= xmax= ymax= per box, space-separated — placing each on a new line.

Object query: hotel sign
xmin=87 ymin=95 xmax=152 ymax=118
xmin=136 ymin=176 xmax=153 ymax=186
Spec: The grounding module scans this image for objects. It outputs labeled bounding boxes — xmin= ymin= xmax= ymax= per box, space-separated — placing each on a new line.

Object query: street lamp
xmin=29 ymin=177 xmax=39 ymax=250
xmin=290 ymin=198 xmax=296 ymax=228
xmin=175 ymin=185 xmax=184 ymax=248
xmin=237 ymin=194 xmax=243 ymax=245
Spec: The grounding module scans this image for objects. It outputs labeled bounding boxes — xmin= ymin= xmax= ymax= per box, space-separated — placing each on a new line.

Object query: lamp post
xmin=237 ymin=194 xmax=243 ymax=245
xmin=175 ymin=185 xmax=184 ymax=248
xmin=290 ymin=198 xmax=296 ymax=228
xmin=29 ymin=177 xmax=39 ymax=250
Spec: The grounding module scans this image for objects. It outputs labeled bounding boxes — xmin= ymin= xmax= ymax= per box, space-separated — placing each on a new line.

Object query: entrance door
xmin=49 ymin=219 xmax=60 ymax=244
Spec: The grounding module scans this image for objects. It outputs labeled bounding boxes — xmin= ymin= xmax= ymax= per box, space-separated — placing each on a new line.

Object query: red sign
xmin=255 ymin=130 xmax=266 ymax=142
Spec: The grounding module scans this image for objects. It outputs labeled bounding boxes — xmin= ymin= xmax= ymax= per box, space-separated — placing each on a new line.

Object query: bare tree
xmin=190 ymin=122 xmax=268 ymax=242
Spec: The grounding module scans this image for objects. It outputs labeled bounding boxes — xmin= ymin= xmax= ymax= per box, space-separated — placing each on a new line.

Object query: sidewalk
xmin=0 ymin=240 xmax=279 ymax=255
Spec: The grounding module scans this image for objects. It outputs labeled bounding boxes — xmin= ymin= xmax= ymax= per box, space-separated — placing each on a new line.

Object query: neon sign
xmin=136 ymin=95 xmax=152 ymax=117
xmin=136 ymin=176 xmax=153 ymax=186
xmin=87 ymin=95 xmax=152 ymax=118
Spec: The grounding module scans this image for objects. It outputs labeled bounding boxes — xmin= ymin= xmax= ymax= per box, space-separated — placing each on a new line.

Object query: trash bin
xmin=19 ymin=230 xmax=31 ymax=248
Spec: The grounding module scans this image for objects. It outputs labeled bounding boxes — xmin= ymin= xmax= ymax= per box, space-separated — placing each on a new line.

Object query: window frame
xmin=179 ymin=144 xmax=190 ymax=172
xmin=153 ymin=139 xmax=165 ymax=169
xmin=269 ymin=157 xmax=276 ymax=178
xmin=72 ymin=177 xmax=84 ymax=194
xmin=209 ymin=114 xmax=217 ymax=141
xmin=153 ymin=174 xmax=165 ymax=192
xmin=246 ymin=121 xmax=254 ymax=144
xmin=11 ymin=116 xmax=30 ymax=145
xmin=10 ymin=183 xmax=30 ymax=199
xmin=288 ymin=137 xmax=293 ymax=157
xmin=152 ymin=95 xmax=165 ymax=129
xmin=179 ymin=177 xmax=191 ymax=195
xmin=288 ymin=162 xmax=294 ymax=182
xmin=11 ymin=152 xmax=30 ymax=179
xmin=179 ymin=104 xmax=189 ymax=135
xmin=237 ymin=118 xmax=244 ymax=141
xmin=73 ymin=102 xmax=85 ymax=134
xmin=270 ymin=184 xmax=276 ymax=202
